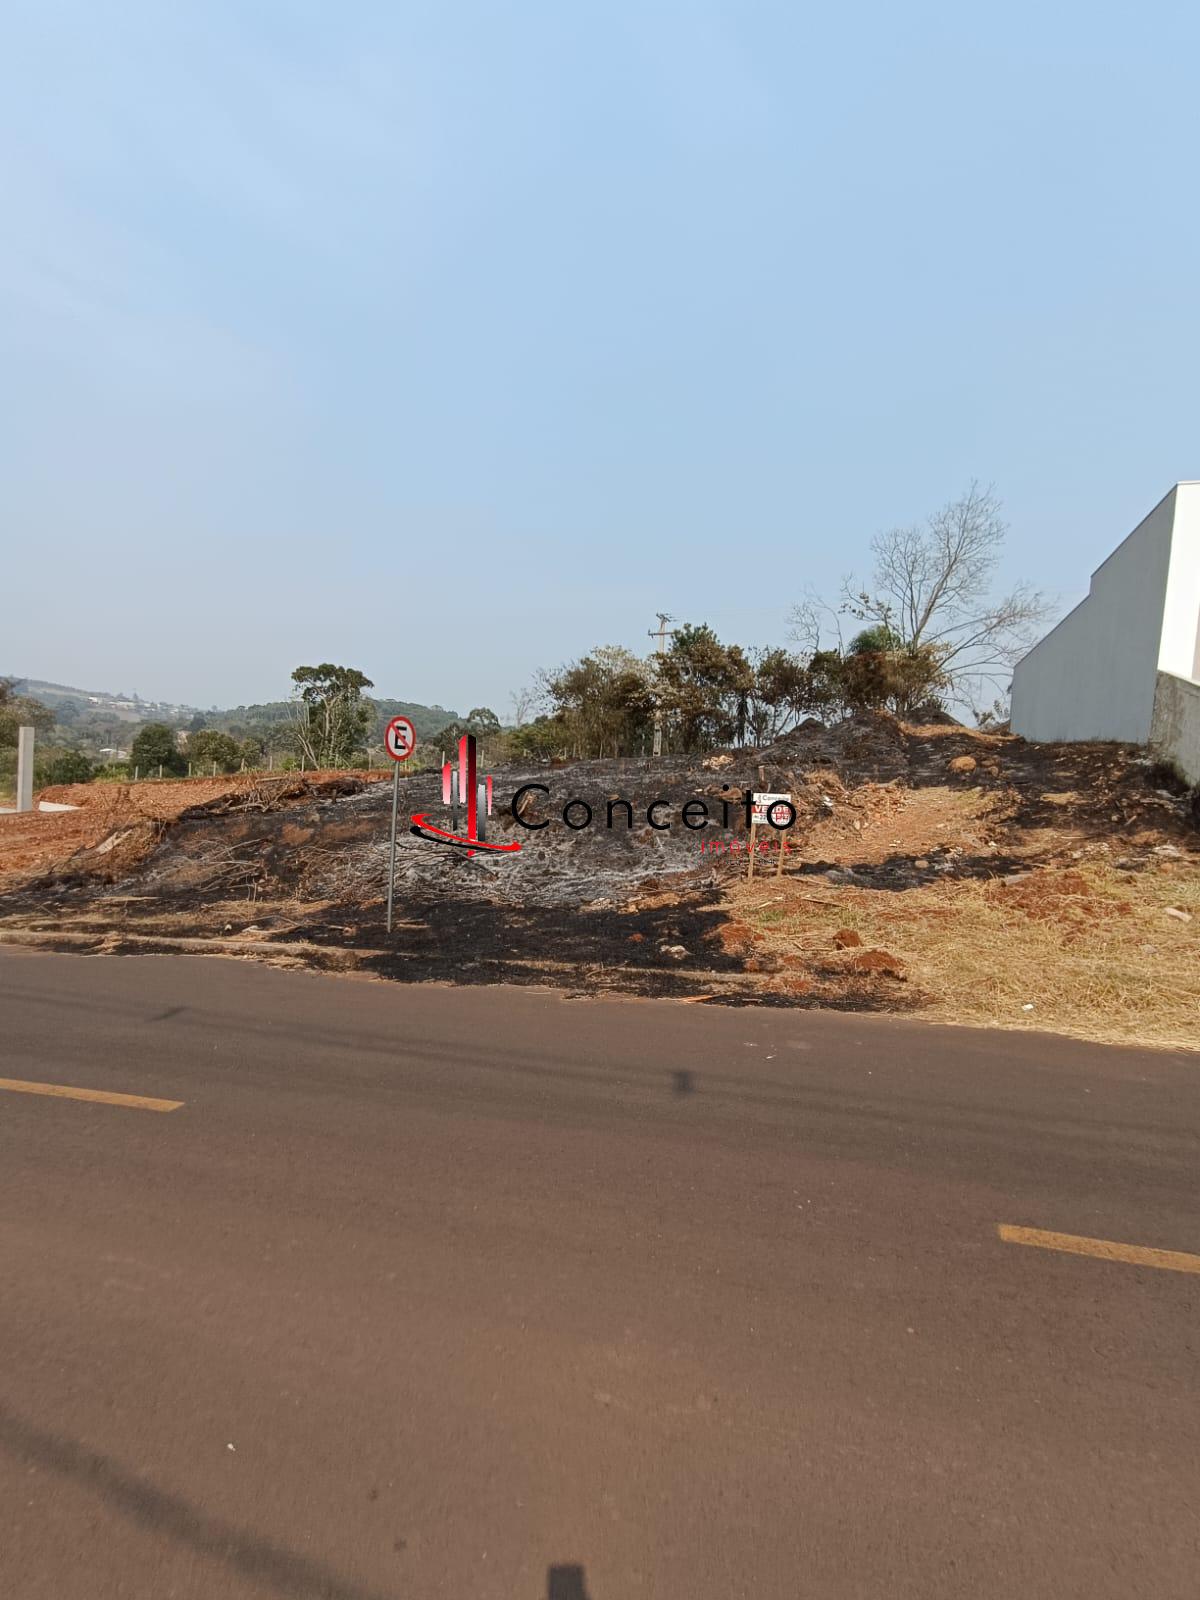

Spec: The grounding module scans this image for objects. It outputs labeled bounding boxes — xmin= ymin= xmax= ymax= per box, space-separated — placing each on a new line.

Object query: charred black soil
xmin=2 ymin=715 xmax=1194 ymax=1020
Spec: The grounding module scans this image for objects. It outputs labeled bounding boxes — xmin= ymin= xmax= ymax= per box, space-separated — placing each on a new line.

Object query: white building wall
xmin=1010 ymin=488 xmax=1182 ymax=744
xmin=1157 ymin=483 xmax=1200 ymax=681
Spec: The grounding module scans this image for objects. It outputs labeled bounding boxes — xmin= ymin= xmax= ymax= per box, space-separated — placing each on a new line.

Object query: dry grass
xmin=730 ymin=860 xmax=1200 ymax=1051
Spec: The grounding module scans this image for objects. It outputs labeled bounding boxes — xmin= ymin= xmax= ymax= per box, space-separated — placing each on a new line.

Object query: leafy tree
xmin=189 ymin=729 xmax=244 ymax=773
xmin=547 ymin=646 xmax=655 ymax=756
xmin=507 ymin=715 xmax=565 ymax=760
xmin=746 ymin=648 xmax=809 ymax=744
xmin=654 ymin=625 xmax=754 ymax=750
xmin=130 ymin=722 xmax=186 ymax=776
xmin=430 ymin=720 xmax=467 ymax=760
xmin=37 ymin=749 xmax=94 ymax=786
xmin=288 ymin=664 xmax=374 ymax=768
xmin=797 ymin=650 xmax=852 ymax=722
xmin=839 ymin=643 xmax=947 ymax=716
xmin=848 ymin=624 xmax=903 ymax=655
xmin=768 ymin=642 xmax=947 ymax=722
xmin=0 ymin=679 xmax=55 ymax=745
xmin=430 ymin=705 xmax=510 ymax=764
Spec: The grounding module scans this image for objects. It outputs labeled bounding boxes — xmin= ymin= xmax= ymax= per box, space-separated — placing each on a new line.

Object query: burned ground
xmin=1 ymin=716 xmax=1196 ymax=1042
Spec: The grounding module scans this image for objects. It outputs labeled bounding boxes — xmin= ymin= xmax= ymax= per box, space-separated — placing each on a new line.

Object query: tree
xmin=507 ymin=715 xmax=564 ymax=760
xmin=288 ymin=664 xmax=373 ymax=768
xmin=746 ymin=648 xmax=810 ymax=744
xmin=509 ymin=684 xmax=538 ymax=728
xmin=131 ymin=722 xmax=186 ymax=776
xmin=431 ymin=705 xmax=507 ymax=758
xmin=840 ymin=626 xmax=947 ymax=715
xmin=546 ymin=646 xmax=655 ymax=756
xmin=796 ymin=650 xmax=851 ymax=722
xmin=792 ymin=484 xmax=1049 ymax=707
xmin=847 ymin=624 xmax=903 ymax=656
xmin=845 ymin=483 xmax=1047 ymax=700
xmin=37 ymin=749 xmax=94 ymax=787
xmin=839 ymin=643 xmax=947 ymax=716
xmin=188 ymin=729 xmax=244 ymax=773
xmin=653 ymin=625 xmax=753 ymax=750
xmin=0 ymin=679 xmax=55 ymax=746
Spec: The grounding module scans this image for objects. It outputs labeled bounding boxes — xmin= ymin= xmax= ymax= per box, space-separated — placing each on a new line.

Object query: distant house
xmin=1011 ymin=483 xmax=1200 ymax=783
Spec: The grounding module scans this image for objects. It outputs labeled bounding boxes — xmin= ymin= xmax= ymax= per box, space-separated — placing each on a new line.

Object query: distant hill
xmin=7 ymin=677 xmax=198 ymax=725
xmin=5 ymin=676 xmax=461 ymax=748
xmin=367 ymin=698 xmax=461 ymax=738
xmin=209 ymin=698 xmax=459 ymax=740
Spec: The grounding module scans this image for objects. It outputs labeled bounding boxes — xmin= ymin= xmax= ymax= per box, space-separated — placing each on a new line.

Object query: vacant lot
xmin=0 ymin=718 xmax=1195 ymax=1048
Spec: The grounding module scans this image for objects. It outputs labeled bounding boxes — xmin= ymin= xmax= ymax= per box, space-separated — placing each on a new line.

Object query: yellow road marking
xmin=0 ymin=1077 xmax=183 ymax=1114
xmin=999 ymin=1223 xmax=1200 ymax=1275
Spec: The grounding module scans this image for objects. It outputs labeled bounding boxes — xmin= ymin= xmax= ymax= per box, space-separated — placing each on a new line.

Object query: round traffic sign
xmin=384 ymin=715 xmax=416 ymax=762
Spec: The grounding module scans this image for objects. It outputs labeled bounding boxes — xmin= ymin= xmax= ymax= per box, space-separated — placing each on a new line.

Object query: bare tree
xmin=509 ymin=684 xmax=537 ymax=728
xmin=839 ymin=483 xmax=1049 ymax=702
xmin=786 ymin=592 xmax=846 ymax=659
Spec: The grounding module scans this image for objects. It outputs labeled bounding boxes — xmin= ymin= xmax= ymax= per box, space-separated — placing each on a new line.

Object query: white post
xmin=16 ymin=725 xmax=35 ymax=812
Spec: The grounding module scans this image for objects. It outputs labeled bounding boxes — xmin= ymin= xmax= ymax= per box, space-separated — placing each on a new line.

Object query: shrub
xmin=37 ymin=750 xmax=94 ymax=787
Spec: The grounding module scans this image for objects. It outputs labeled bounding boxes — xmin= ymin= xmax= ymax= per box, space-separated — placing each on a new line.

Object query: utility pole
xmin=647 ymin=612 xmax=675 ymax=759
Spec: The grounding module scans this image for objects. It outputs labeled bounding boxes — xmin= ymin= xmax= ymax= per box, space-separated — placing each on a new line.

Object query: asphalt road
xmin=1 ymin=949 xmax=1197 ymax=1599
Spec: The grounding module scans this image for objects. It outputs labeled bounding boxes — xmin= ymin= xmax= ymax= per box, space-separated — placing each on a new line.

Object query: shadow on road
xmin=0 ymin=1403 xmax=395 ymax=1600
xmin=548 ymin=1565 xmax=591 ymax=1599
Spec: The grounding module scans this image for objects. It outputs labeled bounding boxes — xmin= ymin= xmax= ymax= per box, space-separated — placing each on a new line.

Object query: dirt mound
xmin=0 ymin=771 xmax=387 ymax=886
xmin=758 ymin=710 xmax=911 ymax=780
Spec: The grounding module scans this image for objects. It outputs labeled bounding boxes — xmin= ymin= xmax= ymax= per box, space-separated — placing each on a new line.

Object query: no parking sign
xmin=384 ymin=715 xmax=416 ymax=762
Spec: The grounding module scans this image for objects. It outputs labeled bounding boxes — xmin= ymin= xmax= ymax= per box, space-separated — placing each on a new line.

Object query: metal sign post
xmin=386 ymin=761 xmax=400 ymax=933
xmin=748 ymin=792 xmax=792 ymax=882
xmin=383 ymin=716 xmax=417 ymax=934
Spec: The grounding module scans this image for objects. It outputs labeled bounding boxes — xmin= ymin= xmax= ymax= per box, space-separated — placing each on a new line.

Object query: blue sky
xmin=3 ymin=0 xmax=1198 ymax=713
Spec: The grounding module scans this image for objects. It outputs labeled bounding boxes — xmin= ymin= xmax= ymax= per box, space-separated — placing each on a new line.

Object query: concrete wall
xmin=1151 ymin=671 xmax=1200 ymax=786
xmin=1010 ymin=488 xmax=1182 ymax=744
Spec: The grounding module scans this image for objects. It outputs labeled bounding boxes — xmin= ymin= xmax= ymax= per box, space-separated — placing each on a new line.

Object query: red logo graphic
xmin=410 ymin=734 xmax=521 ymax=857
